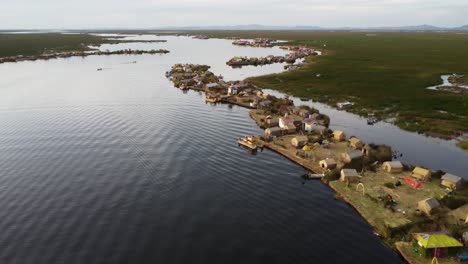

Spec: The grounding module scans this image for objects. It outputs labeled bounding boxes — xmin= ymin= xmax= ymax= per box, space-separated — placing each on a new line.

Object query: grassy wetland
xmin=194 ymin=31 xmax=468 ymax=139
xmin=0 ymin=33 xmax=110 ymax=57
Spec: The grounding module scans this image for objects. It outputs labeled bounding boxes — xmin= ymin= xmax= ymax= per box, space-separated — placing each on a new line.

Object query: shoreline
xmin=0 ymin=49 xmax=170 ymax=64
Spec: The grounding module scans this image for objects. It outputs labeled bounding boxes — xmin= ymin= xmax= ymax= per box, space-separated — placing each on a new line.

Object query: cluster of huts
xmin=279 ymin=46 xmax=319 ymax=61
xmin=167 ymin=64 xmax=292 ymax=109
xmin=264 ymin=107 xmax=329 ymax=139
xmin=226 ymin=55 xmax=286 ymax=67
xmin=0 ymin=49 xmax=170 ymax=64
xmin=232 ymin=38 xmax=275 ymax=48
xmin=324 ymin=131 xmax=465 ymax=219
xmin=227 ymin=46 xmax=319 ymax=67
xmin=168 ymin=64 xmax=223 ymax=91
xmin=191 ymin=35 xmax=209 ymax=39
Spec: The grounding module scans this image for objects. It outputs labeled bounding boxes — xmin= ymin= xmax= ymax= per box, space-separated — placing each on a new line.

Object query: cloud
xmin=0 ymin=0 xmax=467 ymax=29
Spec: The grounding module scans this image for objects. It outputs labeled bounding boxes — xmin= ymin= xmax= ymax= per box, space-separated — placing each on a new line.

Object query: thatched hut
xmin=362 ymin=144 xmax=372 ymax=155
xmin=320 ymin=158 xmax=337 ymax=170
xmin=412 ymin=167 xmax=431 ymax=181
xmin=298 ymin=109 xmax=310 ymax=117
xmin=382 ymin=161 xmax=404 ymax=173
xmin=291 ymin=136 xmax=308 ymax=148
xmin=304 ymin=122 xmax=328 ymax=135
xmin=441 ymin=173 xmax=463 ymax=190
xmin=341 ymin=150 xmax=363 ymax=164
xmin=418 ymin=198 xmax=440 ymax=216
xmin=258 ymin=100 xmax=272 ymax=110
xmin=349 ymin=137 xmax=364 ymax=149
xmin=340 ymin=169 xmax=360 ymax=183
xmin=266 ymin=117 xmax=279 ymax=128
xmin=283 ymin=124 xmax=297 ymax=134
xmin=333 ymin=130 xmax=346 ymax=141
xmin=265 ymin=127 xmax=282 ymax=137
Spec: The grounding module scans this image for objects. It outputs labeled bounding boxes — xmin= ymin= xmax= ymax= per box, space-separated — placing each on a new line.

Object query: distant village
xmin=166 ymin=57 xmax=468 ymax=263
xmin=226 ymin=45 xmax=318 ymax=67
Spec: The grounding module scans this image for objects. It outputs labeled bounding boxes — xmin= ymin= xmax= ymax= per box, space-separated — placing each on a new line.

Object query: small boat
xmin=336 ymin=102 xmax=354 ymax=110
xmin=237 ymin=136 xmax=258 ymax=150
xmin=165 ymin=71 xmax=171 ymax=78
xmin=97 ymin=68 xmax=103 ymax=71
xmin=304 ymin=171 xmax=324 ymax=180
xmin=300 ymin=98 xmax=310 ymax=102
xmin=205 ymin=95 xmax=220 ymax=103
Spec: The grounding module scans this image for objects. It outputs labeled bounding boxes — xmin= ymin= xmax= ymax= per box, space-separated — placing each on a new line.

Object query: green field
xmin=194 ymin=31 xmax=468 ymax=138
xmin=0 ymin=33 xmax=110 ymax=57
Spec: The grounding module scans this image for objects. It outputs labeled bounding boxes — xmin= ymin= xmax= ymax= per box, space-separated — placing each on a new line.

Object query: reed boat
xmin=205 ymin=95 xmax=220 ymax=103
xmin=237 ymin=136 xmax=258 ymax=150
xmin=305 ymin=171 xmax=325 ymax=180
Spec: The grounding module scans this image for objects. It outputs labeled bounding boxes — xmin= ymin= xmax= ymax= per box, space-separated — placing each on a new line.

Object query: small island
xmin=226 ymin=46 xmax=318 ymax=67
xmin=0 ymin=49 xmax=170 ymax=64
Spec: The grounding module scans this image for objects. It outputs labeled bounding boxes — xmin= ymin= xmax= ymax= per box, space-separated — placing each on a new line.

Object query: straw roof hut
xmin=304 ymin=122 xmax=328 ymax=135
xmin=291 ymin=136 xmax=308 ymax=148
xmin=412 ymin=167 xmax=431 ymax=181
xmin=258 ymin=100 xmax=272 ymax=110
xmin=341 ymin=150 xmax=363 ymax=164
xmin=333 ymin=130 xmax=346 ymax=141
xmin=382 ymin=161 xmax=404 ymax=173
xmin=266 ymin=117 xmax=279 ymax=128
xmin=320 ymin=158 xmax=337 ymax=170
xmin=362 ymin=144 xmax=373 ymax=156
xmin=283 ymin=124 xmax=297 ymax=134
xmin=340 ymin=169 xmax=360 ymax=183
xmin=418 ymin=198 xmax=440 ymax=216
xmin=349 ymin=137 xmax=364 ymax=149
xmin=265 ymin=127 xmax=282 ymax=137
xmin=298 ymin=109 xmax=310 ymax=117
xmin=441 ymin=173 xmax=463 ymax=190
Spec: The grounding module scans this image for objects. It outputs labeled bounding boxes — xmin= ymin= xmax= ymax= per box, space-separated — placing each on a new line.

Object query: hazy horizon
xmin=1 ymin=0 xmax=467 ymax=29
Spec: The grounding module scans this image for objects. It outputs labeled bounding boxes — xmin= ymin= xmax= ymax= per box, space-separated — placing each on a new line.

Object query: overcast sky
xmin=1 ymin=0 xmax=467 ymax=29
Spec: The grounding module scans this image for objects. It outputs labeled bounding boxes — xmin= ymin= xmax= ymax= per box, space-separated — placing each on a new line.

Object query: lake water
xmin=0 ymin=35 xmax=421 ymax=264
xmin=426 ymin=74 xmax=468 ymax=90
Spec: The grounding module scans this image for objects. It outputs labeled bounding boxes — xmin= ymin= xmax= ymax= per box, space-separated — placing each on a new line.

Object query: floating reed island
xmin=0 ymin=49 xmax=170 ymax=64
xmin=108 ymin=39 xmax=168 ymax=44
xmin=232 ymin=38 xmax=276 ymax=48
xmin=227 ymin=55 xmax=285 ymax=67
xmin=166 ymin=62 xmax=468 ymax=264
xmin=226 ymin=46 xmax=319 ymax=67
xmin=191 ymin=35 xmax=209 ymax=39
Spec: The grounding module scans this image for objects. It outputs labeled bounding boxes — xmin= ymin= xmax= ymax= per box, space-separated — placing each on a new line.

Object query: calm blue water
xmin=0 ymin=35 xmax=404 ymax=264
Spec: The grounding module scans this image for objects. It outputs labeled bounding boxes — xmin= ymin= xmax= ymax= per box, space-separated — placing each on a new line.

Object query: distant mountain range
xmin=157 ymin=24 xmax=468 ymax=31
